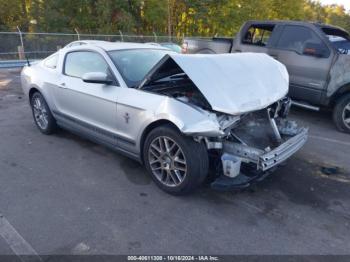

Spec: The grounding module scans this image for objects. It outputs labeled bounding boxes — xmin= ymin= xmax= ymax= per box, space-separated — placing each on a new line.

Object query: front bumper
xmin=222 ymin=127 xmax=308 ymax=172
xmin=211 ymin=127 xmax=308 ymax=190
xmin=259 ymin=128 xmax=308 ymax=171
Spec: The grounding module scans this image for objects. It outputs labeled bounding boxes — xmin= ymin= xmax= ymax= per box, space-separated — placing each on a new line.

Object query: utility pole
xmin=167 ymin=0 xmax=171 ymax=41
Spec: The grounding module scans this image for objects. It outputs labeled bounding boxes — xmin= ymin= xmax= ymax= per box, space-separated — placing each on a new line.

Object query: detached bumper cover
xmin=259 ymin=128 xmax=308 ymax=171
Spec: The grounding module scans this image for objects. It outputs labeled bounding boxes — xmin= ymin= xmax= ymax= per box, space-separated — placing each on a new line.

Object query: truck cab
xmin=234 ymin=21 xmax=335 ymax=106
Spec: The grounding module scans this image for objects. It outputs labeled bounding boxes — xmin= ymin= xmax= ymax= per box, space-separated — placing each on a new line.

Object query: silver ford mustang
xmin=21 ymin=41 xmax=308 ymax=194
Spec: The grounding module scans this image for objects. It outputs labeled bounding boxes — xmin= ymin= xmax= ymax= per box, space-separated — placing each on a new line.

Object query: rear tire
xmin=143 ymin=124 xmax=208 ymax=195
xmin=333 ymin=94 xmax=350 ymax=133
xmin=30 ymin=92 xmax=57 ymax=135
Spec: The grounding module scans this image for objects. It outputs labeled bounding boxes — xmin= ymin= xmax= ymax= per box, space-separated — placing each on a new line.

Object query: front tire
xmin=333 ymin=94 xmax=350 ymax=133
xmin=143 ymin=124 xmax=209 ymax=195
xmin=30 ymin=92 xmax=57 ymax=135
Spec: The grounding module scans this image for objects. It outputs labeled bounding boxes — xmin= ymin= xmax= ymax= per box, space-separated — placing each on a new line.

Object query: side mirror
xmin=82 ymin=72 xmax=113 ymax=85
xmin=303 ymin=42 xmax=328 ymax=58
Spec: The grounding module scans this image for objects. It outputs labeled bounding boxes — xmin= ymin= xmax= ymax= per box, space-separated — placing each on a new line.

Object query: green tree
xmin=0 ymin=0 xmax=349 ymax=36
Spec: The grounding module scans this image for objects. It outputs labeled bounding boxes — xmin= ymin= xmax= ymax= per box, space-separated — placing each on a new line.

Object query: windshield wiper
xmin=170 ymin=73 xmax=187 ymax=79
xmin=154 ymin=73 xmax=188 ymax=83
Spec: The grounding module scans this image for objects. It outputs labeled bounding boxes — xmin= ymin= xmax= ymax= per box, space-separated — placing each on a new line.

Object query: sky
xmin=318 ymin=0 xmax=350 ymax=11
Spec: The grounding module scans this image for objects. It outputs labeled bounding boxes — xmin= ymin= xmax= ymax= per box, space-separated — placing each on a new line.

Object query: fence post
xmin=16 ymin=26 xmax=25 ymax=60
xmin=17 ymin=46 xmax=25 ymax=60
xmin=74 ymin=28 xmax=80 ymax=40
xmin=119 ymin=30 xmax=124 ymax=42
xmin=153 ymin=32 xmax=158 ymax=42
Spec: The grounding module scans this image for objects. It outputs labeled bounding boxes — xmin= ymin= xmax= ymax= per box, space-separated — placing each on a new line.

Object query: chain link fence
xmin=0 ymin=31 xmax=185 ymax=64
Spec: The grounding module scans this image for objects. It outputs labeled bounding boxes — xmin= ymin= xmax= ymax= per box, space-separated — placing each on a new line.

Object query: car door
xmin=269 ymin=25 xmax=334 ymax=104
xmin=53 ymin=50 xmax=120 ymax=146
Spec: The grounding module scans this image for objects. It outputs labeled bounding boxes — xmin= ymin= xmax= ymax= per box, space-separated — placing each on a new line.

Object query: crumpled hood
xmin=141 ymin=52 xmax=289 ymax=115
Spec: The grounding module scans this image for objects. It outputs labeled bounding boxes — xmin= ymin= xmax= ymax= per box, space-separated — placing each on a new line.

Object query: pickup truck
xmin=183 ymin=20 xmax=350 ymax=133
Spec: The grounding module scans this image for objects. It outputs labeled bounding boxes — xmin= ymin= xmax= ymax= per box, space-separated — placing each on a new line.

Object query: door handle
xmin=59 ymin=82 xmax=66 ymax=88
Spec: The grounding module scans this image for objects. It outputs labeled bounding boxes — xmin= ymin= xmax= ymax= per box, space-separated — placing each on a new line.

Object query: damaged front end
xmin=206 ymin=98 xmax=308 ymax=190
xmin=139 ymin=53 xmax=308 ymax=190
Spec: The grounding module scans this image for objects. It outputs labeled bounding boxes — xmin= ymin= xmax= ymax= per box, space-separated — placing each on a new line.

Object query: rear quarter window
xmin=43 ymin=54 xmax=58 ymax=69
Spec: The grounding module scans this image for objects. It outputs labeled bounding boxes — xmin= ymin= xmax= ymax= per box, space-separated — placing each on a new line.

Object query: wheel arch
xmin=28 ymin=86 xmax=53 ymax=110
xmin=29 ymin=86 xmax=41 ymax=101
xmin=329 ymin=83 xmax=350 ymax=107
xmin=139 ymin=119 xmax=181 ymax=164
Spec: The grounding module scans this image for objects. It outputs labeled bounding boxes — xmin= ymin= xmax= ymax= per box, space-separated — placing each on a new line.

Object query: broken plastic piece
xmin=221 ymin=153 xmax=241 ymax=178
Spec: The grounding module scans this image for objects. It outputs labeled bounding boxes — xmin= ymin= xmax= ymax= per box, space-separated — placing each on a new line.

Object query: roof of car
xmin=65 ymin=40 xmax=169 ymax=51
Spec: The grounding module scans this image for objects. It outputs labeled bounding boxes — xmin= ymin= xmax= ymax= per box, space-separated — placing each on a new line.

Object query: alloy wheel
xmin=148 ymin=136 xmax=187 ymax=187
xmin=343 ymin=102 xmax=350 ymax=129
xmin=32 ymin=96 xmax=48 ymax=130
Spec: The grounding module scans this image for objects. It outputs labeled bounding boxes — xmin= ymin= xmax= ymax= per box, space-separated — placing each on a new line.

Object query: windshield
xmin=108 ymin=49 xmax=173 ymax=87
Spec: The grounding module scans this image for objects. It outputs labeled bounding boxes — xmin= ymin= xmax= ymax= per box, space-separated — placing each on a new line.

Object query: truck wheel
xmin=143 ymin=124 xmax=208 ymax=195
xmin=30 ymin=92 xmax=57 ymax=135
xmin=333 ymin=93 xmax=350 ymax=133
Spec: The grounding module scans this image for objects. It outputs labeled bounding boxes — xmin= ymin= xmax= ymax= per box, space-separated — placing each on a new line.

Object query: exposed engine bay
xmin=142 ymin=72 xmax=212 ymax=111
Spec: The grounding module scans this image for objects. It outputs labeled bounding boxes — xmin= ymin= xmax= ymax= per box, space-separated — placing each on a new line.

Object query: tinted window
xmin=44 ymin=54 xmax=58 ymax=69
xmin=64 ymin=51 xmax=109 ymax=78
xmin=277 ymin=25 xmax=329 ymax=56
xmin=242 ymin=25 xmax=275 ymax=46
xmin=108 ymin=49 xmax=172 ymax=88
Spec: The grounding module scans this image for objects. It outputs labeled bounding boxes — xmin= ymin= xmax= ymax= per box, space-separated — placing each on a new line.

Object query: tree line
xmin=0 ymin=0 xmax=349 ymax=37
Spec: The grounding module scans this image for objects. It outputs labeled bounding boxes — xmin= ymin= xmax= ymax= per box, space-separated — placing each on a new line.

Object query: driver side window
xmin=64 ymin=51 xmax=110 ymax=78
xmin=276 ymin=25 xmax=330 ymax=57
